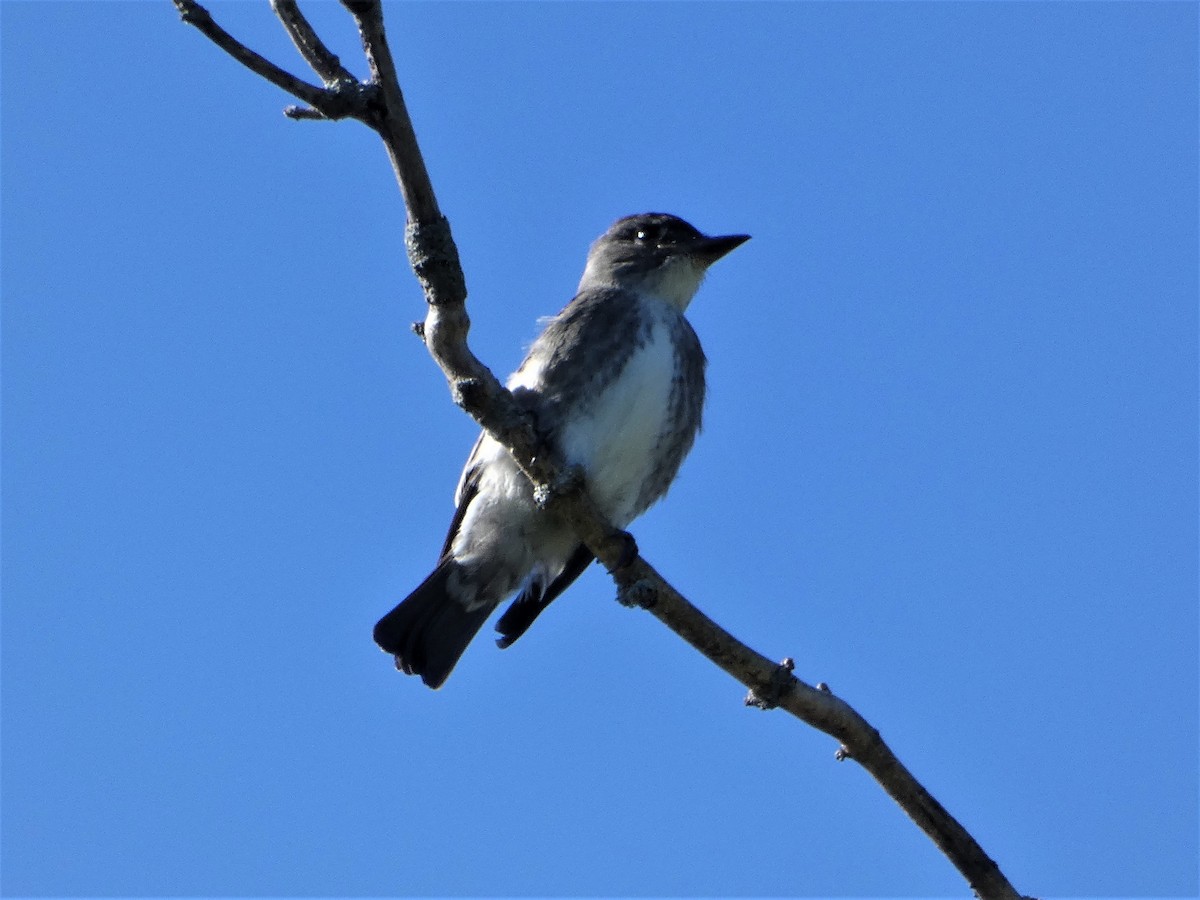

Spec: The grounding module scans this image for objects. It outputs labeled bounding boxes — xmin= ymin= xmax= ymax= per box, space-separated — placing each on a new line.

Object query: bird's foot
xmin=607 ymin=529 xmax=638 ymax=571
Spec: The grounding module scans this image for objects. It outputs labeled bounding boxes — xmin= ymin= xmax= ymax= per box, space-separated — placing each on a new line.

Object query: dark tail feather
xmin=495 ymin=545 xmax=594 ymax=649
xmin=373 ymin=561 xmax=492 ymax=689
xmin=494 ymin=583 xmax=552 ymax=651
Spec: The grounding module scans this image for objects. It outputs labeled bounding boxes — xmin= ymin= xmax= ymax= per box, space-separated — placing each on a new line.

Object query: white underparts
xmin=556 ymin=308 xmax=677 ymax=527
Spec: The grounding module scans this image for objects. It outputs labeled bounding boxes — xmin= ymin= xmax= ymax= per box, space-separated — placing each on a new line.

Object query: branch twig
xmin=173 ymin=0 xmax=372 ymax=121
xmin=174 ymin=4 xmax=1034 ymax=898
xmin=271 ymin=0 xmax=356 ymax=87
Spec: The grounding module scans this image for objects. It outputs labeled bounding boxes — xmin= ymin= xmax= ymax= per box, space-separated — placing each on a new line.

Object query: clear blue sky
xmin=3 ymin=2 xmax=1196 ymax=897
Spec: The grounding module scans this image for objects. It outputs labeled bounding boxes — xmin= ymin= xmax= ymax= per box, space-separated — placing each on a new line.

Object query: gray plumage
xmin=516 ymin=286 xmax=707 ymax=517
xmin=374 ymin=213 xmax=748 ymax=688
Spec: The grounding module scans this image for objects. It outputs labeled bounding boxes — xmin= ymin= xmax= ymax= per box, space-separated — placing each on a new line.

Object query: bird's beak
xmin=693 ymin=233 xmax=751 ymax=266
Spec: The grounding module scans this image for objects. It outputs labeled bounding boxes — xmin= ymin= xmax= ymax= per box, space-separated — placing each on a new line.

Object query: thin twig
xmin=284 ymin=104 xmax=330 ymax=121
xmin=173 ymin=0 xmax=370 ymax=121
xmin=174 ymin=3 xmax=1034 ymax=897
xmin=271 ymin=0 xmax=357 ymax=87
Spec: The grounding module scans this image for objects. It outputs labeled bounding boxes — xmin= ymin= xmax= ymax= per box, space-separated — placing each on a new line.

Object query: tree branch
xmin=172 ymin=0 xmax=374 ymax=121
xmin=611 ymin=557 xmax=1024 ymax=900
xmin=342 ymin=0 xmax=442 ymax=223
xmin=271 ymin=0 xmax=356 ymax=87
xmin=174 ymin=3 xmax=1034 ymax=898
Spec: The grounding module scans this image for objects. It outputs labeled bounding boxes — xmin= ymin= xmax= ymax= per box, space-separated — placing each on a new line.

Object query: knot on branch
xmin=451 ymin=377 xmax=486 ymax=411
xmin=531 ymin=463 xmax=585 ymax=510
xmin=283 ymin=80 xmax=378 ymax=122
xmin=744 ymin=657 xmax=796 ymax=710
xmin=617 ymin=578 xmax=658 ymax=609
xmin=405 ymin=217 xmax=466 ymax=306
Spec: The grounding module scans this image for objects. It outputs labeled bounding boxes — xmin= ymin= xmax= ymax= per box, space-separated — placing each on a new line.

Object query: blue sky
xmin=2 ymin=2 xmax=1196 ymax=897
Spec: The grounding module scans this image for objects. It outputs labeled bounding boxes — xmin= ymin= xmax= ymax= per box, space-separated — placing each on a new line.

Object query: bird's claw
xmin=612 ymin=530 xmax=638 ymax=569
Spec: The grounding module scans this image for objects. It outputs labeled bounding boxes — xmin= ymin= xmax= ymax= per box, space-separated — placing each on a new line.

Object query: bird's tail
xmin=373 ymin=560 xmax=492 ymax=689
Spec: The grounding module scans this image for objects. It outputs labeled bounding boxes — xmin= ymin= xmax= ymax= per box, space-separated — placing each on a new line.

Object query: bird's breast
xmin=557 ymin=310 xmax=691 ymax=526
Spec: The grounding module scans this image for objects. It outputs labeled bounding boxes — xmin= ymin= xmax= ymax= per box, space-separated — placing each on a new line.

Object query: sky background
xmin=2 ymin=2 xmax=1197 ymax=898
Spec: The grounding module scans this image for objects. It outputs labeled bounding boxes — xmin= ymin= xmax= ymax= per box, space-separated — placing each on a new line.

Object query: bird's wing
xmin=511 ymin=287 xmax=643 ymax=414
xmin=438 ymin=435 xmax=485 ymax=561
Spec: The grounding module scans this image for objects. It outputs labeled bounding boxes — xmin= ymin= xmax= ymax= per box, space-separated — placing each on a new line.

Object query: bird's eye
xmin=634 ymin=229 xmax=649 ymax=242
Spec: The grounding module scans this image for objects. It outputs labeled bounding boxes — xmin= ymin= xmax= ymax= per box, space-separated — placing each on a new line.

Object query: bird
xmin=374 ymin=212 xmax=749 ymax=688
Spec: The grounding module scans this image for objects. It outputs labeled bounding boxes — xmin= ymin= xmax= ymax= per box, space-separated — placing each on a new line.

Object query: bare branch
xmin=611 ymin=558 xmax=1025 ymax=899
xmin=341 ymin=0 xmax=441 ymax=223
xmin=175 ymin=3 xmax=1034 ymax=898
xmin=271 ymin=0 xmax=357 ymax=87
xmin=173 ymin=0 xmax=371 ymax=121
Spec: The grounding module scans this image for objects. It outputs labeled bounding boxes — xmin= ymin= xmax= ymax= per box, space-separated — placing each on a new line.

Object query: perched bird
xmin=374 ymin=213 xmax=749 ymax=688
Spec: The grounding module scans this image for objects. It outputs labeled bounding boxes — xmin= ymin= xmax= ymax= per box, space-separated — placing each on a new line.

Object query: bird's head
xmin=579 ymin=213 xmax=749 ymax=310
